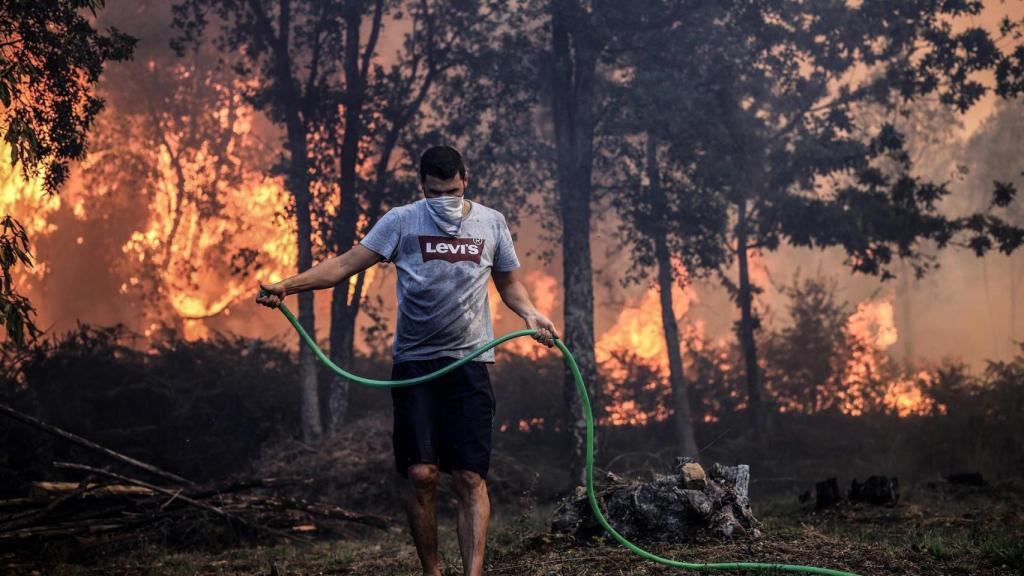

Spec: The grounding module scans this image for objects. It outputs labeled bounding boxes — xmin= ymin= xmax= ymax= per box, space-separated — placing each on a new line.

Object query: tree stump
xmin=849 ymin=476 xmax=899 ymax=506
xmin=815 ymin=477 xmax=843 ymax=510
xmin=551 ymin=459 xmax=760 ymax=542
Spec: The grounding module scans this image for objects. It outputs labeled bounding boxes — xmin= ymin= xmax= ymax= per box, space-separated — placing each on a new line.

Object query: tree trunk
xmin=734 ymin=202 xmax=762 ymax=430
xmin=327 ymin=6 xmax=370 ymax=434
xmin=897 ymin=259 xmax=915 ymax=369
xmin=265 ymin=0 xmax=323 ymax=441
xmin=289 ymin=131 xmax=322 ymax=442
xmin=647 ymin=136 xmax=699 ymax=460
xmin=1012 ymin=254 xmax=1019 ymax=346
xmin=550 ymin=0 xmax=600 ymax=489
xmin=327 ymin=286 xmax=357 ymax=432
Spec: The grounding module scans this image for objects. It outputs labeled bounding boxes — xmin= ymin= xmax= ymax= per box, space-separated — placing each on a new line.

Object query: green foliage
xmin=566 ymin=0 xmax=1024 ymax=303
xmin=0 ymin=215 xmax=41 ymax=345
xmin=977 ymin=532 xmax=1024 ymax=570
xmin=762 ymin=273 xmax=850 ymax=413
xmin=0 ymin=0 xmax=135 ymax=193
xmin=0 ymin=0 xmax=135 ymax=346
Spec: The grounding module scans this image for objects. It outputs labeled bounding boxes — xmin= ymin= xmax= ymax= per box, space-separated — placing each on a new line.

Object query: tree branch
xmin=0 ymin=403 xmax=194 ymax=486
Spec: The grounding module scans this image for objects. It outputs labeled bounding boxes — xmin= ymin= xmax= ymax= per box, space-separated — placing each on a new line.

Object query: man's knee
xmin=408 ymin=463 xmax=439 ymax=493
xmin=452 ymin=469 xmax=486 ymax=497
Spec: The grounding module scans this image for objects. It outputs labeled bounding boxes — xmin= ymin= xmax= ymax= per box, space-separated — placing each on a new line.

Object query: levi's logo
xmin=419 ymin=235 xmax=484 ymax=263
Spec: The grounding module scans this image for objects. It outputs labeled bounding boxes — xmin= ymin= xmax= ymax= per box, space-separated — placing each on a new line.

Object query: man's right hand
xmin=256 ymin=281 xmax=287 ymax=308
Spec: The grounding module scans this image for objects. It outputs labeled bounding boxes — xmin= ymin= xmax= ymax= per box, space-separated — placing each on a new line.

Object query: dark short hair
xmin=419 ymin=145 xmax=466 ymax=183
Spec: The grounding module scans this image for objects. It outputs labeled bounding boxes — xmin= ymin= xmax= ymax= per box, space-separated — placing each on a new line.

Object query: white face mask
xmin=425 ymin=195 xmax=465 ymax=236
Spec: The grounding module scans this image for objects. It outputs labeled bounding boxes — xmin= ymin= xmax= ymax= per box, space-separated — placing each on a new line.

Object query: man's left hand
xmin=525 ymin=313 xmax=559 ymax=348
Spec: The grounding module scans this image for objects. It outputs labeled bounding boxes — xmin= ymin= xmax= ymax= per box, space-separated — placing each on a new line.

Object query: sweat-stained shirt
xmin=358 ymin=198 xmax=521 ymax=364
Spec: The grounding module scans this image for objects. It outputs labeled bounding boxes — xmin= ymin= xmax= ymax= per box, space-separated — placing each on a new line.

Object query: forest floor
xmin=7 ymin=477 xmax=1023 ymax=576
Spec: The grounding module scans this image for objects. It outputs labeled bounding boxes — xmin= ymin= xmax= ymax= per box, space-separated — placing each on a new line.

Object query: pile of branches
xmin=0 ymin=404 xmax=386 ymax=563
xmin=552 ymin=458 xmax=761 ymax=542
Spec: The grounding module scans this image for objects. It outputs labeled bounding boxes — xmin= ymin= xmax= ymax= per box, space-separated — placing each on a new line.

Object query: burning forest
xmin=2 ymin=1 xmax=1023 ymax=575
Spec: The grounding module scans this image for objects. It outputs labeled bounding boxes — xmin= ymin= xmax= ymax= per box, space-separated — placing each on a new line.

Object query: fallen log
xmin=551 ymin=459 xmax=760 ymax=542
xmin=31 ymin=482 xmax=154 ymax=496
xmin=0 ymin=520 xmax=125 ymax=541
xmin=52 ymin=462 xmax=303 ymax=543
xmin=184 ymin=476 xmax=314 ymax=500
xmin=271 ymin=496 xmax=388 ymax=530
xmin=0 ymin=499 xmax=37 ymax=510
xmin=0 ymin=403 xmax=193 ymax=486
xmin=2 ymin=477 xmax=104 ymax=532
xmin=1 ymin=466 xmax=386 ymax=557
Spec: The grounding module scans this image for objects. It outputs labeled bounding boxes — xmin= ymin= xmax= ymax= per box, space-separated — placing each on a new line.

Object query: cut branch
xmin=51 ymin=462 xmax=303 ymax=543
xmin=0 ymin=403 xmax=194 ymax=486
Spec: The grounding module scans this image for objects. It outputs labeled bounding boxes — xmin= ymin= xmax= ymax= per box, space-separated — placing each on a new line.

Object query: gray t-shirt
xmin=359 ymin=198 xmax=521 ymax=363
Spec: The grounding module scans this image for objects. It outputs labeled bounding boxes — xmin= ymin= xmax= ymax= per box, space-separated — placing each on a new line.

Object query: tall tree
xmin=656 ymin=0 xmax=1024 ymax=429
xmin=172 ymin=0 xmax=350 ymax=440
xmin=0 ymin=0 xmax=134 ymax=345
xmin=421 ymin=0 xmax=599 ymax=487
xmin=597 ymin=1 xmax=732 ymax=460
xmin=642 ymin=133 xmax=727 ymax=458
xmin=318 ymin=0 xmax=384 ymax=434
xmin=453 ymin=0 xmax=692 ymax=486
xmin=546 ymin=0 xmax=604 ymax=488
xmin=320 ymin=0 xmax=506 ymax=432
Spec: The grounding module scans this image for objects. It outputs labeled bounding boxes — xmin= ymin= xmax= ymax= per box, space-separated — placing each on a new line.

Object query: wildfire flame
xmin=595 ymin=258 xmax=700 ymax=426
xmin=119 ymin=164 xmax=297 ymax=340
xmin=839 ymin=297 xmax=944 ymax=417
xmin=493 ymin=269 xmax=559 ymax=359
xmin=0 ymin=144 xmax=61 ymax=289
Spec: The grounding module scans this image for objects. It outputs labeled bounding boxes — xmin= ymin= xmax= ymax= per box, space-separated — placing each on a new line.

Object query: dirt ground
xmin=6 ymin=478 xmax=1022 ymax=576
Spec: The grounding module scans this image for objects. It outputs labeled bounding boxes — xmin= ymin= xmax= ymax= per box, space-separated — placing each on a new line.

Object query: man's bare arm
xmin=256 ymin=244 xmax=383 ymax=307
xmin=491 ymin=269 xmax=559 ymax=346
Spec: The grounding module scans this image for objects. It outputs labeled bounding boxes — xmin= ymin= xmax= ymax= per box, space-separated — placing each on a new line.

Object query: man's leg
xmin=452 ymin=469 xmax=489 ymax=576
xmin=392 ymin=358 xmax=447 ymax=575
xmin=405 ymin=463 xmax=442 ymax=576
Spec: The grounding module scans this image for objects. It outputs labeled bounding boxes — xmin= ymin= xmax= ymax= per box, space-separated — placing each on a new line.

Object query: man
xmin=256 ymin=145 xmax=558 ymax=576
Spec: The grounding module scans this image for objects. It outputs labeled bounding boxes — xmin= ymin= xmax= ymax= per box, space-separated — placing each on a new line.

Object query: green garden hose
xmin=260 ymin=292 xmax=860 ymax=576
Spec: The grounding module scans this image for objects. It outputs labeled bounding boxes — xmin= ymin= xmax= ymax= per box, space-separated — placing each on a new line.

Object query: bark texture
xmin=552 ymin=459 xmax=760 ymax=542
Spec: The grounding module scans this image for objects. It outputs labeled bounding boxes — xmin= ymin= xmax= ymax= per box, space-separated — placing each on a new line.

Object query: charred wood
xmin=551 ymin=460 xmax=760 ymax=542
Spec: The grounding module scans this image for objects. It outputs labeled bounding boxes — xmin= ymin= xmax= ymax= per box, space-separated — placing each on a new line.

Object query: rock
xmin=680 ymin=462 xmax=708 ymax=490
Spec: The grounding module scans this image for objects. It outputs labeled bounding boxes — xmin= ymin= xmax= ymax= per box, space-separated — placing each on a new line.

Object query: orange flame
xmin=1 ymin=144 xmax=61 ymax=291
xmin=494 ymin=269 xmax=559 ymax=359
xmin=838 ymin=297 xmax=944 ymax=417
xmin=595 ymin=258 xmax=700 ymax=426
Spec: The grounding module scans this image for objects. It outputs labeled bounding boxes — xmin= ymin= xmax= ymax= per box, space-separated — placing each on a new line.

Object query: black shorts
xmin=390 ymin=356 xmax=495 ymax=480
